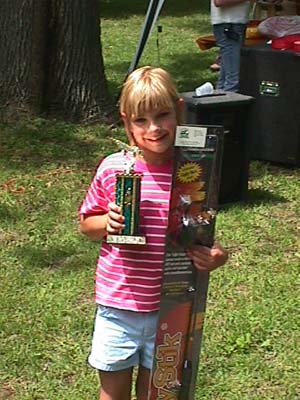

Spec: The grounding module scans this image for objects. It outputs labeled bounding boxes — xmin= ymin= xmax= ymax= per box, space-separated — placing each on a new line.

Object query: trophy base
xmin=106 ymin=234 xmax=147 ymax=245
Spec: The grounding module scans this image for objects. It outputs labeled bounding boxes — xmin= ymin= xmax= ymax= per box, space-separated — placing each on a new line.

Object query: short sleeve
xmin=79 ymin=160 xmax=112 ymax=217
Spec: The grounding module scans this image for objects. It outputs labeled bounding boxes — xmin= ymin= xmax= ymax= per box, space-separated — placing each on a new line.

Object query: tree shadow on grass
xmin=106 ymin=50 xmax=217 ymax=102
xmin=241 ymin=188 xmax=287 ymax=208
xmin=218 ymin=188 xmax=288 ymax=212
xmin=13 ymin=242 xmax=98 ymax=272
xmin=246 ymin=188 xmax=288 ymax=206
xmin=0 ymin=203 xmax=24 ymax=223
xmin=168 ymin=52 xmax=217 ymax=92
xmin=101 ymin=0 xmax=209 ymax=19
xmin=0 ymin=119 xmax=125 ymax=173
xmin=249 ymin=160 xmax=300 ymax=179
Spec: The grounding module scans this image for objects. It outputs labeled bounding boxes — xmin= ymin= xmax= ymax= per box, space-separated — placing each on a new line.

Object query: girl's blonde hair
xmin=120 ymin=66 xmax=181 ymax=123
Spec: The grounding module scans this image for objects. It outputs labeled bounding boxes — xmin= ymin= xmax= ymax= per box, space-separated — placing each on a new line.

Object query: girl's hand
xmin=106 ymin=202 xmax=125 ymax=234
xmin=186 ymin=241 xmax=228 ymax=273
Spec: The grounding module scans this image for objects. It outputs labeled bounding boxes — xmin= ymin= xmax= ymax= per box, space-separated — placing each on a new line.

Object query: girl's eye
xmin=134 ymin=117 xmax=146 ymax=124
xmin=158 ymin=111 xmax=171 ymax=118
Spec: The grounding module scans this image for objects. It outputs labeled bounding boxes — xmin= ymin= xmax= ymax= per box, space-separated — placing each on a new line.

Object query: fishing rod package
xmin=149 ymin=124 xmax=224 ymax=400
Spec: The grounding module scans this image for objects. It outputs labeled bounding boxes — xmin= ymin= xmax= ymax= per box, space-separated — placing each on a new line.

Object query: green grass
xmin=1 ymin=1 xmax=300 ymax=399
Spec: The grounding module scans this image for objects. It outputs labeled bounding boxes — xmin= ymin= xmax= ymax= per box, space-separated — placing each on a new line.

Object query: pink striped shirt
xmin=79 ymin=152 xmax=173 ymax=312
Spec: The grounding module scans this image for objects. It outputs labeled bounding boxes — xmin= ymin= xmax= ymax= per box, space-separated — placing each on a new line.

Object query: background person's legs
xmin=213 ymin=23 xmax=246 ymax=92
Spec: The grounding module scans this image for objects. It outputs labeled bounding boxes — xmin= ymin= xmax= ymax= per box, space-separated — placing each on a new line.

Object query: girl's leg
xmin=99 ymin=368 xmax=133 ymax=400
xmin=135 ymin=365 xmax=151 ymax=400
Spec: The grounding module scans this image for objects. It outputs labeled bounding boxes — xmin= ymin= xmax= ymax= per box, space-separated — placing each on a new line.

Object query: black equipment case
xmin=181 ymin=91 xmax=254 ymax=205
xmin=239 ymin=44 xmax=300 ymax=166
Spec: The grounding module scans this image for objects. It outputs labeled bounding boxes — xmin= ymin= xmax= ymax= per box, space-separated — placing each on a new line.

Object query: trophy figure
xmin=106 ymin=139 xmax=146 ymax=245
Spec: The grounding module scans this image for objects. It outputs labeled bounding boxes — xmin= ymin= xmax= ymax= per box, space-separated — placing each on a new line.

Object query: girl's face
xmin=123 ymin=107 xmax=177 ymax=165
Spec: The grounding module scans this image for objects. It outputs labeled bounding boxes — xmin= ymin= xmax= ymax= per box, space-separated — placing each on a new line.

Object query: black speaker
xmin=240 ymin=44 xmax=300 ymax=165
xmin=181 ymin=91 xmax=253 ymax=205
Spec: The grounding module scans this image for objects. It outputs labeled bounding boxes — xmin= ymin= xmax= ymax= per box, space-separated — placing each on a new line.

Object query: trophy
xmin=106 ymin=139 xmax=147 ymax=245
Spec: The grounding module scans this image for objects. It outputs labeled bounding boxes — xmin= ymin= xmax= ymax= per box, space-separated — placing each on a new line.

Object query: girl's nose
xmin=149 ymin=120 xmax=160 ymax=132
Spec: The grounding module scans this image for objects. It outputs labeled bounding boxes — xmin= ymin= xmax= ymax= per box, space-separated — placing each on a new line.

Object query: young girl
xmin=79 ymin=66 xmax=228 ymax=400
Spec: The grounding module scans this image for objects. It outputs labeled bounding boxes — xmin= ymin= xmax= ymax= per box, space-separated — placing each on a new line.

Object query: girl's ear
xmin=120 ymin=112 xmax=136 ymax=146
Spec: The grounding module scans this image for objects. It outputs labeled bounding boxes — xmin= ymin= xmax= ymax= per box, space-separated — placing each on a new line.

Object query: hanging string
xmin=156 ymin=25 xmax=162 ymax=65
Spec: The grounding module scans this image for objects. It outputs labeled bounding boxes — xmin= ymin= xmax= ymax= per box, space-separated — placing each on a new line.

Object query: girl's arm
xmin=80 ymin=213 xmax=109 ymax=241
xmin=80 ymin=202 xmax=125 ymax=241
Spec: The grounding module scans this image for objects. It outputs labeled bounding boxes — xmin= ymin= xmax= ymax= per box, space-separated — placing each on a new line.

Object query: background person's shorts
xmin=88 ymin=305 xmax=159 ymax=371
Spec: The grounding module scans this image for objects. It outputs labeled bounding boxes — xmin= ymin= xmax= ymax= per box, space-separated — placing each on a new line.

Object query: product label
xmin=175 ymin=126 xmax=207 ymax=148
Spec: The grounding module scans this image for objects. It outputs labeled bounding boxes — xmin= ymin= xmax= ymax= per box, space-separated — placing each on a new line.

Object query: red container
xmin=293 ymin=40 xmax=300 ymax=53
xmin=271 ymin=34 xmax=300 ymax=51
xmin=271 ymin=37 xmax=291 ymax=50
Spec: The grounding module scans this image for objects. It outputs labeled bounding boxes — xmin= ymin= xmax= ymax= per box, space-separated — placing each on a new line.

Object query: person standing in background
xmin=211 ymin=0 xmax=251 ymax=92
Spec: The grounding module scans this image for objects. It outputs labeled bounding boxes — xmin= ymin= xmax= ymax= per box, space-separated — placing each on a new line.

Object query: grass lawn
xmin=1 ymin=1 xmax=300 ymax=399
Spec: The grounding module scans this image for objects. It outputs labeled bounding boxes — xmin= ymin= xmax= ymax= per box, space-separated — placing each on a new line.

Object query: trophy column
xmin=106 ymin=171 xmax=146 ymax=246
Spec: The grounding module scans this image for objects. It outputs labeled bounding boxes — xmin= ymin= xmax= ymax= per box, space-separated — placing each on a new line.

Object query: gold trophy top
xmin=111 ymin=138 xmax=143 ymax=174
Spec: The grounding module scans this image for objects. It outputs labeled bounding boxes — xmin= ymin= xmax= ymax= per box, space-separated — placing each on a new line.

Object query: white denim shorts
xmin=88 ymin=305 xmax=159 ymax=371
